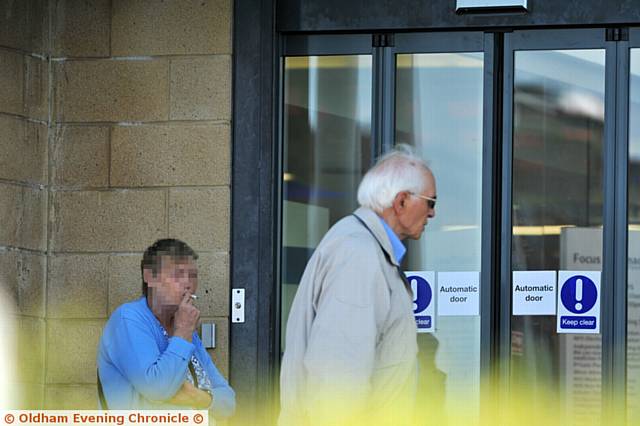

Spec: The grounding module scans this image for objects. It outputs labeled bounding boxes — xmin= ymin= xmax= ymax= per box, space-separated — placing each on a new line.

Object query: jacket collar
xmin=353 ymin=206 xmax=400 ymax=267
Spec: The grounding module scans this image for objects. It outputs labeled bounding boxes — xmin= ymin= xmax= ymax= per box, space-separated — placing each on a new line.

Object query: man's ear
xmin=392 ymin=191 xmax=408 ymax=212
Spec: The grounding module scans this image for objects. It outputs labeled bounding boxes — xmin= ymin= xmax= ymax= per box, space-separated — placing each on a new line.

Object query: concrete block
xmin=197 ymin=253 xmax=229 ymax=317
xmin=48 ymin=255 xmax=109 ymax=319
xmin=0 ymin=183 xmax=47 ymax=251
xmin=0 ymin=0 xmax=48 ymax=54
xmin=52 ymin=0 xmax=111 ymax=57
xmin=45 ymin=385 xmax=98 ymax=409
xmin=0 ymin=49 xmax=24 ymax=115
xmin=0 ymin=115 xmax=47 ymax=184
xmin=203 ymin=317 xmax=229 ymax=379
xmin=0 ymin=251 xmax=46 ymax=317
xmin=54 ymin=59 xmax=169 ymax=122
xmin=168 ymin=187 xmax=229 ymax=252
xmin=51 ymin=190 xmax=166 ymax=252
xmin=111 ymin=0 xmax=231 ymax=56
xmin=52 ymin=125 xmax=110 ymax=187
xmin=17 ymin=317 xmax=46 ymax=384
xmin=108 ymin=254 xmax=143 ymax=314
xmin=170 ymin=56 xmax=231 ymax=120
xmin=24 ymin=55 xmax=49 ymax=120
xmin=111 ymin=124 xmax=230 ymax=187
xmin=0 ymin=54 xmax=47 ymax=119
xmin=46 ymin=319 xmax=104 ymax=384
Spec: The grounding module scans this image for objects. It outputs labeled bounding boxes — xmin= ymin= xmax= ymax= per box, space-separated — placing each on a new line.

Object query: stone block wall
xmin=0 ymin=0 xmax=49 ymax=408
xmin=0 ymin=0 xmax=233 ymax=409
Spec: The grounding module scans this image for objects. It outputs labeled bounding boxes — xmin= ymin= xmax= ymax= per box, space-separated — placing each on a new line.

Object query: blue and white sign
xmin=407 ymin=271 xmax=436 ymax=333
xmin=556 ymin=271 xmax=601 ymax=334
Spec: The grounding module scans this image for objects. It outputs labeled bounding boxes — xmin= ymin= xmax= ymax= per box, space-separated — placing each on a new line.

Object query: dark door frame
xmin=501 ymin=28 xmax=629 ymax=421
xmin=230 ymin=0 xmax=278 ymax=425
xmin=276 ymin=0 xmax=640 ymax=33
xmin=232 ymin=0 xmax=636 ymax=422
xmin=231 ymin=23 xmax=502 ymax=424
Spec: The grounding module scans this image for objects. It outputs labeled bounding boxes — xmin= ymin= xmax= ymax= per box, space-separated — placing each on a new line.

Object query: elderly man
xmin=279 ymin=146 xmax=436 ymax=426
xmin=97 ymin=239 xmax=235 ymax=419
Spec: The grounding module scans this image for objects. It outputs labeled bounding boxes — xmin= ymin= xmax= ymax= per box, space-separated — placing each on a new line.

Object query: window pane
xmin=627 ymin=48 xmax=640 ymax=425
xmin=510 ymin=49 xmax=605 ymax=425
xmin=396 ymin=52 xmax=484 ymax=424
xmin=280 ymin=55 xmax=373 ymax=355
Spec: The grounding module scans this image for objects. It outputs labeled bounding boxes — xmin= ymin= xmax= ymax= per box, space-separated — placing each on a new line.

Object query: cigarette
xmin=190 ymin=294 xmax=198 ymax=300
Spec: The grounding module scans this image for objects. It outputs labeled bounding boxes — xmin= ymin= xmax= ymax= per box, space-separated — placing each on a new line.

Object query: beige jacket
xmin=278 ymin=207 xmax=418 ymax=426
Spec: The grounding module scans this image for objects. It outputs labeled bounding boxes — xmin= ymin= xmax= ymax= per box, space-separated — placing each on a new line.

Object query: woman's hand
xmin=167 ymin=381 xmax=212 ymax=409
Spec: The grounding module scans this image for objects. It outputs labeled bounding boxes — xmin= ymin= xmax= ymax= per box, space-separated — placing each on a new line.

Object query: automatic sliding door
xmin=392 ymin=33 xmax=487 ymax=425
xmin=627 ymin=30 xmax=640 ymax=425
xmin=276 ymin=29 xmax=638 ymax=426
xmin=505 ymin=30 xmax=610 ymax=425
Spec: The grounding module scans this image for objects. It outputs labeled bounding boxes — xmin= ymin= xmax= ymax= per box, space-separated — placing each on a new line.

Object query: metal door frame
xmin=501 ymin=28 xmax=628 ymax=421
xmin=232 ymin=7 xmax=635 ymax=420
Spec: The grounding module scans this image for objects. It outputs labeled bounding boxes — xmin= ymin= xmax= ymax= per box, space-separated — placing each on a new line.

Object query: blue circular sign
xmin=408 ymin=275 xmax=432 ymax=314
xmin=560 ymin=275 xmax=597 ymax=314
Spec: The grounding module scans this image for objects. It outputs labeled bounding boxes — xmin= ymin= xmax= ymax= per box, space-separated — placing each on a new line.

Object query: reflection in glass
xmin=396 ymin=52 xmax=484 ymax=423
xmin=627 ymin=49 xmax=640 ymax=425
xmin=280 ymin=56 xmax=372 ymax=354
xmin=510 ymin=50 xmax=605 ymax=425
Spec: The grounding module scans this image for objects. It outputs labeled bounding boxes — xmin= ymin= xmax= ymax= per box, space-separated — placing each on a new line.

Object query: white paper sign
xmin=556 ymin=270 xmax=601 ymax=334
xmin=437 ymin=271 xmax=480 ymax=316
xmin=406 ymin=271 xmax=436 ymax=333
xmin=512 ymin=270 xmax=557 ymax=315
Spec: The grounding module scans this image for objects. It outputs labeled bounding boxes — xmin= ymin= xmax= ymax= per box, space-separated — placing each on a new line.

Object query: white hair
xmin=357 ymin=144 xmax=432 ymax=213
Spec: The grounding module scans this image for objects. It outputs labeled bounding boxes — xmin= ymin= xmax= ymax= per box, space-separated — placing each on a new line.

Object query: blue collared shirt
xmin=379 ymin=217 xmax=406 ymax=264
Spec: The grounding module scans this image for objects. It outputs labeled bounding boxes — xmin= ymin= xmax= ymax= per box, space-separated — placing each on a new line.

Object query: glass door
xmin=627 ymin=28 xmax=640 ymax=426
xmin=390 ymin=32 xmax=494 ymax=425
xmin=276 ymin=27 xmax=637 ymax=426
xmin=503 ymin=29 xmax=613 ymax=425
xmin=277 ymin=32 xmax=497 ymax=425
xmin=278 ymin=36 xmax=375 ymax=358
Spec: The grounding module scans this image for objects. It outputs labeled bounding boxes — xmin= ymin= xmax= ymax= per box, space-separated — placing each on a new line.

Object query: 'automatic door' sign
xmin=556 ymin=271 xmax=601 ymax=334
xmin=407 ymin=271 xmax=436 ymax=333
xmin=512 ymin=270 xmax=557 ymax=316
xmin=437 ymin=271 xmax=480 ymax=316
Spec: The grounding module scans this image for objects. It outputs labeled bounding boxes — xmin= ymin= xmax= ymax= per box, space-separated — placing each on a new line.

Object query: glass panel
xmin=396 ymin=52 xmax=484 ymax=424
xmin=510 ymin=49 xmax=605 ymax=425
xmin=280 ymin=55 xmax=373 ymax=355
xmin=627 ymin=48 xmax=640 ymax=425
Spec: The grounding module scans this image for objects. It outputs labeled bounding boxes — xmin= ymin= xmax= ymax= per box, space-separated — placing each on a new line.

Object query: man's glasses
xmin=410 ymin=193 xmax=437 ymax=209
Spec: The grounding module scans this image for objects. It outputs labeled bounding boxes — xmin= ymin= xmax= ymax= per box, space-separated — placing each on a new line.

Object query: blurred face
xmin=145 ymin=256 xmax=198 ymax=315
xmin=395 ymin=171 xmax=437 ymax=240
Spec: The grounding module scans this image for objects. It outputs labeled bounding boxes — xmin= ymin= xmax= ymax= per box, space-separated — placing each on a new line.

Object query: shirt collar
xmin=378 ymin=217 xmax=406 ymax=264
